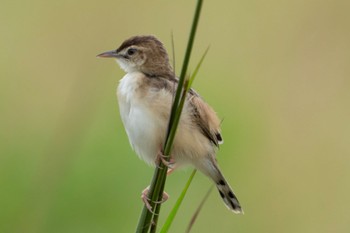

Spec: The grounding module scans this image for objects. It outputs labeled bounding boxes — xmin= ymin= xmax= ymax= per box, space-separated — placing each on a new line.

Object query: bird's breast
xmin=116 ymin=72 xmax=167 ymax=165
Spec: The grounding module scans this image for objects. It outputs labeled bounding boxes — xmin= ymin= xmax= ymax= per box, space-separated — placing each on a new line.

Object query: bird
xmin=97 ymin=35 xmax=243 ymax=214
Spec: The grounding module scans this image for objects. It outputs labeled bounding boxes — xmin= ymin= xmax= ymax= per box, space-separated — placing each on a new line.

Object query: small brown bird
xmin=97 ymin=35 xmax=242 ymax=214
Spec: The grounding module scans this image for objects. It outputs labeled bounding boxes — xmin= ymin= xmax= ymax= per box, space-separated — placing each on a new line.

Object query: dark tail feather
xmin=197 ymin=158 xmax=243 ymax=213
xmin=212 ymin=165 xmax=243 ymax=214
xmin=216 ymin=177 xmax=243 ymax=214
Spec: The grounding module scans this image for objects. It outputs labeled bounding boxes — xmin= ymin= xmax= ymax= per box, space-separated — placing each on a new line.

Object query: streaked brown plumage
xmin=97 ymin=35 xmax=242 ymax=213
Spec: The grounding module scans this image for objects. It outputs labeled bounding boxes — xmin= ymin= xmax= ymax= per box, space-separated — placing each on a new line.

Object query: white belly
xmin=117 ymin=72 xmax=164 ymax=165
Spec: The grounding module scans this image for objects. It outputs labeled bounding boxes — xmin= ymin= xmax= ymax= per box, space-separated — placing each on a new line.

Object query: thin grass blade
xmin=185 ymin=186 xmax=214 ymax=233
xmin=160 ymin=169 xmax=197 ymax=233
xmin=187 ymin=46 xmax=210 ymax=90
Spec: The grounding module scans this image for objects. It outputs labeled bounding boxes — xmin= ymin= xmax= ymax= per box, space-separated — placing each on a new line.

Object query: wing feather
xmin=188 ymin=89 xmax=223 ymax=147
xmin=143 ymin=74 xmax=223 ymax=147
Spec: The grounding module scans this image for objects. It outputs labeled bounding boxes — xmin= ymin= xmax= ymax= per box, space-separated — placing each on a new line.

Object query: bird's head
xmin=98 ymin=35 xmax=172 ymax=77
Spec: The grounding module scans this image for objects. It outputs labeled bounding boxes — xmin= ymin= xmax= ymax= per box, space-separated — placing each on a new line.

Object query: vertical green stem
xmin=135 ymin=0 xmax=203 ymax=232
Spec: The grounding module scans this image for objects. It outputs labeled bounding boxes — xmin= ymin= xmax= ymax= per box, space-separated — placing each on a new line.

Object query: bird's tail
xmin=211 ymin=164 xmax=243 ymax=214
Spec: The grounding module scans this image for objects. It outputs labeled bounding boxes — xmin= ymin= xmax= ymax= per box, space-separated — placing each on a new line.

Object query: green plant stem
xmin=171 ymin=0 xmax=203 ymax=124
xmin=135 ymin=0 xmax=203 ymax=232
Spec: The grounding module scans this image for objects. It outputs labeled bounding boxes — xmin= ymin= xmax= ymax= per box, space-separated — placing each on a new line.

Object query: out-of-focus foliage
xmin=1 ymin=1 xmax=349 ymax=232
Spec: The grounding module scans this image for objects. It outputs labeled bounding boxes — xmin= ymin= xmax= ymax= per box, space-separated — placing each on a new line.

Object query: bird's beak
xmin=96 ymin=50 xmax=119 ymax=58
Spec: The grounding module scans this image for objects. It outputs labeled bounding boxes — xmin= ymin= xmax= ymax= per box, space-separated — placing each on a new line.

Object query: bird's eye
xmin=127 ymin=48 xmax=137 ymax=56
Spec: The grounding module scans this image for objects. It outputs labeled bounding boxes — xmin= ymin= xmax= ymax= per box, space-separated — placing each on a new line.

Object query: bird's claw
xmin=141 ymin=186 xmax=169 ymax=214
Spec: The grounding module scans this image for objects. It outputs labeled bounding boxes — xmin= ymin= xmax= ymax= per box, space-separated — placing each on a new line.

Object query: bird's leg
xmin=140 ymin=148 xmax=175 ymax=213
xmin=141 ymin=186 xmax=169 ymax=213
xmin=156 ymin=148 xmax=177 ymax=174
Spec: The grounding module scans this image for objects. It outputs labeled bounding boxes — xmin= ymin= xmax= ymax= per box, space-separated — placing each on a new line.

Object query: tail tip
xmin=231 ymin=205 xmax=244 ymax=214
xmin=217 ymin=185 xmax=243 ymax=214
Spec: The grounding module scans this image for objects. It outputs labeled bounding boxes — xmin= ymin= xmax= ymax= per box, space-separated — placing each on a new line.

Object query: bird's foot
xmin=156 ymin=150 xmax=177 ymax=174
xmin=141 ymin=186 xmax=169 ymax=213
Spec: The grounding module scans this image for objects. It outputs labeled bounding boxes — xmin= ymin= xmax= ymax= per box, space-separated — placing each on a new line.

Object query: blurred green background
xmin=1 ymin=0 xmax=349 ymax=232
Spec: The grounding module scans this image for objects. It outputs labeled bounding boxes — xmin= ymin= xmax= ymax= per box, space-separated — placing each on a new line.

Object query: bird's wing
xmin=144 ymin=74 xmax=223 ymax=147
xmin=188 ymin=89 xmax=223 ymax=147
